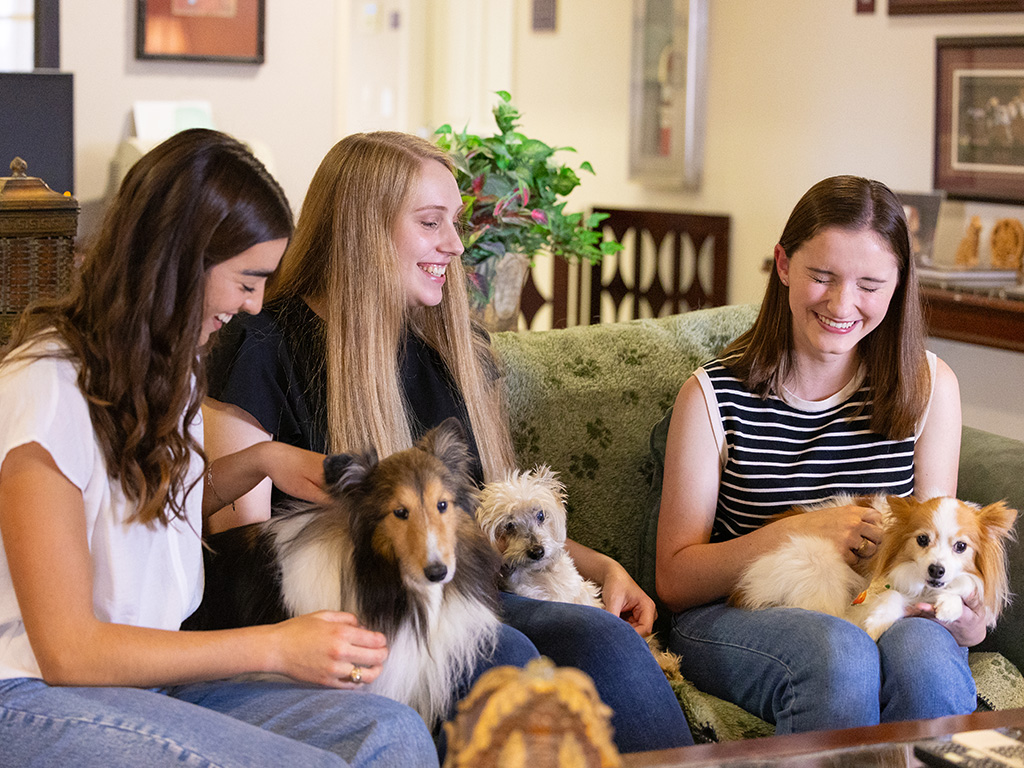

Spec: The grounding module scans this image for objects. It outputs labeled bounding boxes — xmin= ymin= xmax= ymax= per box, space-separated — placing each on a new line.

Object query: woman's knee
xmin=878 ymin=618 xmax=976 ymax=719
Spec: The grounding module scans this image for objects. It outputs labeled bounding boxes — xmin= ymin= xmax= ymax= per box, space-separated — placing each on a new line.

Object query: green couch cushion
xmin=492 ymin=304 xmax=759 ymax=578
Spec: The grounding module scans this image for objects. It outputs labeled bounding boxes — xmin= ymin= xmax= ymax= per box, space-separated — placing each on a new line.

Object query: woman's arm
xmin=564 ymin=539 xmax=656 ymax=636
xmin=202 ymin=439 xmax=328 ymax=522
xmin=914 ymin=357 xmax=962 ymax=500
xmin=203 ymin=397 xmax=277 ymax=531
xmin=655 ymin=377 xmax=884 ymax=613
xmin=0 ymin=442 xmax=385 ymax=688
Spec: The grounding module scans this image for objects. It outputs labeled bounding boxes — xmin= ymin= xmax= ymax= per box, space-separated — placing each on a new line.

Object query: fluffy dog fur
xmin=476 ymin=466 xmax=683 ymax=681
xmin=184 ymin=418 xmax=502 ymax=728
xmin=730 ymin=495 xmax=1018 ymax=641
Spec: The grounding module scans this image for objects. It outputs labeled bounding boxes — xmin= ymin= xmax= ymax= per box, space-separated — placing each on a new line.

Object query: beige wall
xmin=58 ymin=0 xmax=1024 ymax=441
xmin=60 ymin=0 xmax=338 ymax=215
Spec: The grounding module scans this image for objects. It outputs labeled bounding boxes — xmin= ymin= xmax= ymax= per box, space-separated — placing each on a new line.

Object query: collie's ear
xmin=419 ymin=417 xmax=471 ymax=475
xmin=977 ymin=500 xmax=1018 ymax=540
xmin=323 ymin=450 xmax=378 ymax=494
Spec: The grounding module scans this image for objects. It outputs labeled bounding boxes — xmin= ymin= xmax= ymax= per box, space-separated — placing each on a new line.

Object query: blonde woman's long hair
xmin=266 ymin=131 xmax=515 ymax=480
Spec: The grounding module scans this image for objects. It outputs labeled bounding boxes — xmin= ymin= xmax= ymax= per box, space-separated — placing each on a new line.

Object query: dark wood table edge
xmin=623 ymin=708 xmax=1024 ymax=767
xmin=921 ymin=286 xmax=1024 ymax=353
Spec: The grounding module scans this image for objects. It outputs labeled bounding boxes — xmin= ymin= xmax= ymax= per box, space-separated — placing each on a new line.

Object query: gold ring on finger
xmin=349 ymin=665 xmax=363 ymax=684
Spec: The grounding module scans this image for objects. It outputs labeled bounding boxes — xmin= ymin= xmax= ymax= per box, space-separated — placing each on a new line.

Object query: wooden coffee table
xmin=623 ymin=708 xmax=1024 ymax=767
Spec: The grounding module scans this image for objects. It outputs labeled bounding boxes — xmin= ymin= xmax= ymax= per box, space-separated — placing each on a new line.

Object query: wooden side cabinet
xmin=921 ymin=286 xmax=1024 ymax=353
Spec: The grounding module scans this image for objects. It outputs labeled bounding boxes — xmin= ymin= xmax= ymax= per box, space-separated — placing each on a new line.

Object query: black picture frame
xmin=934 ymin=36 xmax=1024 ymax=205
xmin=135 ymin=0 xmax=265 ymax=64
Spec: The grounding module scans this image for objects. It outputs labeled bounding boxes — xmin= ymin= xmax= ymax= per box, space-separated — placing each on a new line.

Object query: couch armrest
xmin=958 ymin=426 xmax=1024 ymax=673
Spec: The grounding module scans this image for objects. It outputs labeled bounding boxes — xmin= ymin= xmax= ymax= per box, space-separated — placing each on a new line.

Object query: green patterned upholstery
xmin=492 ymin=303 xmax=1024 ymax=742
xmin=493 ymin=304 xmax=759 ymax=577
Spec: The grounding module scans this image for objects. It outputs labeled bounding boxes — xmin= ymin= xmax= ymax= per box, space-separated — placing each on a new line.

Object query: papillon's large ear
xmin=323 ymin=450 xmax=378 ymax=496
xmin=418 ymin=417 xmax=471 ymax=476
xmin=978 ymin=500 xmax=1018 ymax=540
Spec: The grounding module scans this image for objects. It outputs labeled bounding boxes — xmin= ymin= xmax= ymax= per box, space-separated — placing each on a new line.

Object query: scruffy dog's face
xmin=476 ymin=466 xmax=568 ymax=572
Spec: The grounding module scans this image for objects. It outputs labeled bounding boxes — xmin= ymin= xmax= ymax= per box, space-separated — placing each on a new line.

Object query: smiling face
xmin=775 ymin=227 xmax=899 ymax=366
xmin=200 ymin=237 xmax=288 ymax=345
xmin=392 ymin=159 xmax=465 ymax=308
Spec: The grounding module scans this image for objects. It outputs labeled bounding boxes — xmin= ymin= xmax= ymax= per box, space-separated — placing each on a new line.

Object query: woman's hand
xmin=259 ymin=442 xmax=330 ymax=506
xmin=599 ymin=563 xmax=657 ymax=636
xmin=566 ymin=539 xmax=656 ymax=635
xmin=774 ymin=502 xmax=884 ymax=566
xmin=270 ymin=611 xmax=388 ymax=688
xmin=906 ymin=592 xmax=987 ymax=647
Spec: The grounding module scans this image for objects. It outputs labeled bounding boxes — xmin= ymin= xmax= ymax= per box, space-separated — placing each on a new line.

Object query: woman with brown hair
xmin=656 ymin=175 xmax=977 ymax=734
xmin=0 ymin=128 xmax=437 ymax=767
xmin=204 ymin=130 xmax=693 ymax=753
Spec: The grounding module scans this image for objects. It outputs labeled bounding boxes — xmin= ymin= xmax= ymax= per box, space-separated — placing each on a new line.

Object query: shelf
xmin=921 ymin=285 xmax=1024 ymax=353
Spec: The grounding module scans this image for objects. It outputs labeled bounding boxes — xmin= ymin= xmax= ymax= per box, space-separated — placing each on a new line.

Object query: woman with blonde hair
xmin=0 ymin=128 xmax=437 ymax=767
xmin=204 ymin=130 xmax=693 ymax=753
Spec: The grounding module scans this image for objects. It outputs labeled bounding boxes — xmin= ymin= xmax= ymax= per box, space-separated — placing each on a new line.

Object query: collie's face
xmin=880 ymin=496 xmax=1017 ymax=619
xmin=476 ymin=467 xmax=568 ymax=572
xmin=368 ymin=458 xmax=466 ymax=590
xmin=322 ymin=417 xmax=478 ymax=593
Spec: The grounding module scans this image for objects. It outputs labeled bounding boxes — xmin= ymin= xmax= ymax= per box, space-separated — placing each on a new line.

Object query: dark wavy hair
xmin=725 ymin=175 xmax=928 ymax=440
xmin=2 ymin=128 xmax=292 ymax=525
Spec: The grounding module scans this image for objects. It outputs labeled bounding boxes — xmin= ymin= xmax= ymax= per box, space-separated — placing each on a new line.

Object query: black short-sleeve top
xmin=206 ymin=297 xmax=484 ymax=500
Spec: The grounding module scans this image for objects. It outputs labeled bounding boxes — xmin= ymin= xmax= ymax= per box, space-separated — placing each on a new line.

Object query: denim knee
xmin=877 ymin=618 xmax=976 ymax=721
xmin=773 ymin=613 xmax=881 ymax=732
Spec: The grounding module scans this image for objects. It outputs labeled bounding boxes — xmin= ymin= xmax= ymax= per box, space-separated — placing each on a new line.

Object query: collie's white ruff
xmin=269 ymin=514 xmax=501 ymax=727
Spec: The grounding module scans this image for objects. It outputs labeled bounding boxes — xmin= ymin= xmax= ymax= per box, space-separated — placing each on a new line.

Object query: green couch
xmin=492 ymin=303 xmax=1024 ymax=743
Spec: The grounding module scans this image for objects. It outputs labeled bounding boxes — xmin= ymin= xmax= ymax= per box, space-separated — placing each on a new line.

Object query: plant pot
xmin=466 ymin=252 xmax=530 ymax=332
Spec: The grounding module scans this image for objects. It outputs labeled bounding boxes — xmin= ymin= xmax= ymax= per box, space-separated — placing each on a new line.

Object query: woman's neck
xmin=783 ymin=352 xmax=862 ymax=402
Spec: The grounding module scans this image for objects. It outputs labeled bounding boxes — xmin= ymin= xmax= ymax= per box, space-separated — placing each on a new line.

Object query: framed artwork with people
xmin=934 ymin=36 xmax=1024 ymax=205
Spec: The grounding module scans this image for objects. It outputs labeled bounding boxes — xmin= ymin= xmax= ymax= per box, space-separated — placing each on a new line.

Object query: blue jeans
xmin=501 ymin=592 xmax=693 ymax=753
xmin=669 ymin=602 xmax=977 ymax=734
xmin=0 ymin=677 xmax=438 ymax=767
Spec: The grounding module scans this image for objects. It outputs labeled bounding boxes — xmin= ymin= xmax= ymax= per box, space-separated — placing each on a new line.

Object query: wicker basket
xmin=0 ymin=157 xmax=79 ymax=342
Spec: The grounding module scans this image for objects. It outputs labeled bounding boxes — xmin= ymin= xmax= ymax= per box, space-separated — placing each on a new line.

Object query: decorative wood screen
xmin=520 ymin=207 xmax=730 ymax=329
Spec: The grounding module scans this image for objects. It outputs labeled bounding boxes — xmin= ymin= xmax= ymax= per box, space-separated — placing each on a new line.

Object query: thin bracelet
xmin=206 ymin=463 xmax=235 ymax=512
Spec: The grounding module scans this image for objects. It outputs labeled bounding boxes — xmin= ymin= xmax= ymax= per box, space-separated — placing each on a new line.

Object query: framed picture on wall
xmin=890 ymin=0 xmax=1024 ymax=13
xmin=934 ymin=36 xmax=1024 ymax=205
xmin=136 ymin=0 xmax=265 ymax=64
xmin=627 ymin=0 xmax=709 ymax=190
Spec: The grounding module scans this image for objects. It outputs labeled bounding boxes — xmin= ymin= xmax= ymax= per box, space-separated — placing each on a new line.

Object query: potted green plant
xmin=435 ymin=91 xmax=621 ymax=330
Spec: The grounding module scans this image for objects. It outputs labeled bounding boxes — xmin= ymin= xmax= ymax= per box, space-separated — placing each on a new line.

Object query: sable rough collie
xmin=730 ymin=495 xmax=1017 ymax=640
xmin=185 ymin=418 xmax=502 ymax=727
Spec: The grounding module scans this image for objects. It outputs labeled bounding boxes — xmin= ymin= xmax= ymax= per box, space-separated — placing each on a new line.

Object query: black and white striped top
xmin=696 ymin=352 xmax=934 ymax=543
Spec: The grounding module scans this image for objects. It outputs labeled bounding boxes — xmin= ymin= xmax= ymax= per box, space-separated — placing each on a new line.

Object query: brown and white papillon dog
xmin=184 ymin=418 xmax=502 ymax=728
xmin=730 ymin=495 xmax=1017 ymax=640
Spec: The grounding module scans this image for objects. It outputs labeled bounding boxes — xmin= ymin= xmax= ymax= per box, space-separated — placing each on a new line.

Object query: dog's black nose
xmin=424 ymin=563 xmax=448 ymax=582
xmin=527 ymin=545 xmax=545 ymax=561
xmin=928 ymin=563 xmax=945 ymax=580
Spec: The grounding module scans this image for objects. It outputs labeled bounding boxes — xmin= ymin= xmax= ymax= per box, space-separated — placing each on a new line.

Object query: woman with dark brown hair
xmin=656 ymin=175 xmax=977 ymax=734
xmin=0 ymin=128 xmax=437 ymax=767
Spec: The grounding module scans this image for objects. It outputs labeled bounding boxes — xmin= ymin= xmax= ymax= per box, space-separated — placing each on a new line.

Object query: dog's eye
xmin=536 ymin=510 xmax=545 ymax=523
xmin=504 ymin=521 xmax=516 ymax=534
xmin=393 ymin=507 xmax=409 ymax=520
xmin=916 ymin=534 xmax=930 ymax=548
xmin=437 ymin=500 xmax=448 ymax=513
xmin=953 ymin=541 xmax=967 ymax=554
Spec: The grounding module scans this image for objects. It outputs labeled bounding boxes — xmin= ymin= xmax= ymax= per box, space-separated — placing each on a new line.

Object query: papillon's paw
xmin=934 ymin=593 xmax=965 ymax=623
xmin=861 ymin=614 xmax=895 ymax=641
